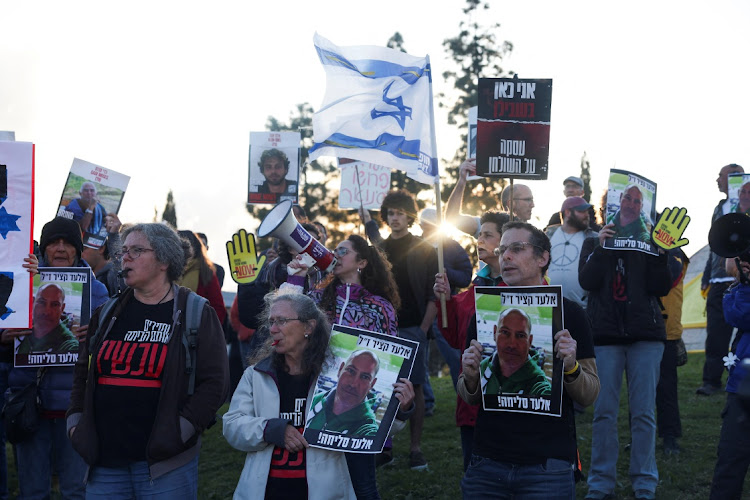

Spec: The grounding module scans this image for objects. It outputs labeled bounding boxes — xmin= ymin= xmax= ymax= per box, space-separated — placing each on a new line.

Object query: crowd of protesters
xmin=1 ymin=160 xmax=748 ymax=499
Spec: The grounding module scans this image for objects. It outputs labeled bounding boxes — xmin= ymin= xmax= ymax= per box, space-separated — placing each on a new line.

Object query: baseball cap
xmin=561 ymin=196 xmax=592 ymax=212
xmin=563 ymin=176 xmax=584 ymax=187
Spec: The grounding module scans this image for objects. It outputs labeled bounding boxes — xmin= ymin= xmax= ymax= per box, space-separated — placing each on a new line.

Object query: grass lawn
xmin=4 ymin=352 xmax=740 ymax=499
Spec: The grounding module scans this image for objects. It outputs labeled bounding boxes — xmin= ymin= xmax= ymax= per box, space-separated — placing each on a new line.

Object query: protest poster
xmin=248 ymin=131 xmax=300 ymax=205
xmin=304 ymin=325 xmax=418 ymax=453
xmin=474 ymin=285 xmax=564 ymax=417
xmin=14 ymin=267 xmax=92 ymax=368
xmin=727 ymin=173 xmax=750 ymax=214
xmin=604 ymin=169 xmax=658 ymax=255
xmin=476 ymin=78 xmax=552 ymax=180
xmin=338 ymin=158 xmax=392 ymax=210
xmin=57 ymin=158 xmax=130 ymax=249
xmin=0 ymin=139 xmax=34 ymax=328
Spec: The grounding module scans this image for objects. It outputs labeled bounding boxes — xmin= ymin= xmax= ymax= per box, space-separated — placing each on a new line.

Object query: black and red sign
xmin=476 ymin=78 xmax=552 ymax=180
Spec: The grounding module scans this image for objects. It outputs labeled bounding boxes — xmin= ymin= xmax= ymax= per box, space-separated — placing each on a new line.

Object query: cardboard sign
xmin=304 ymin=325 xmax=418 ymax=453
xmin=476 ymin=78 xmax=552 ymax=180
xmin=604 ymin=169 xmax=658 ymax=255
xmin=14 ymin=267 xmax=92 ymax=368
xmin=338 ymin=159 xmax=392 ymax=210
xmin=248 ymin=132 xmax=300 ymax=205
xmin=474 ymin=285 xmax=564 ymax=417
xmin=0 ymin=139 xmax=34 ymax=328
xmin=57 ymin=158 xmax=130 ymax=249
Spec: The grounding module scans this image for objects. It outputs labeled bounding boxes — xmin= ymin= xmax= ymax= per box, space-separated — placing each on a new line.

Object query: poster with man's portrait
xmin=0 ymin=139 xmax=34 ymax=329
xmin=14 ymin=267 xmax=92 ymax=367
xmin=304 ymin=325 xmax=418 ymax=453
xmin=727 ymin=173 xmax=750 ymax=215
xmin=474 ymin=286 xmax=564 ymax=417
xmin=57 ymin=158 xmax=130 ymax=249
xmin=248 ymin=131 xmax=300 ymax=205
xmin=604 ymin=169 xmax=658 ymax=255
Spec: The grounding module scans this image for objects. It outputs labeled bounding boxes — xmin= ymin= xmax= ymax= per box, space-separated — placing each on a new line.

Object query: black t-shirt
xmin=265 ymin=369 xmax=311 ymax=500
xmin=469 ymin=298 xmax=596 ymax=464
xmin=94 ymin=298 xmax=173 ymax=466
xmin=383 ymin=233 xmax=422 ymax=328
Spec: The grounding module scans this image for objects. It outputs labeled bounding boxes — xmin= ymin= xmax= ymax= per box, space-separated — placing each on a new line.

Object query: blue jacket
xmin=8 ymin=259 xmax=108 ymax=412
xmin=723 ymin=283 xmax=750 ymax=393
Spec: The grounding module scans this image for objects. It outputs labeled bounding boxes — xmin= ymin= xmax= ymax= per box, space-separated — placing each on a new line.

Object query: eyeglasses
xmin=268 ymin=317 xmax=302 ymax=327
xmin=494 ymin=241 xmax=544 ymax=256
xmin=513 ymin=197 xmax=534 ymax=203
xmin=334 ymin=247 xmax=352 ymax=258
xmin=115 ymin=247 xmax=155 ymax=260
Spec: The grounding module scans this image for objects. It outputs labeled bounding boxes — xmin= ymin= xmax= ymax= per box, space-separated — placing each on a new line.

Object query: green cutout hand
xmin=226 ymin=229 xmax=266 ymax=284
xmin=652 ymin=207 xmax=690 ymax=250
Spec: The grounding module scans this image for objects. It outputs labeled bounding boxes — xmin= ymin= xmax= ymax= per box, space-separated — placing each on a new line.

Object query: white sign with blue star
xmin=0 ymin=140 xmax=34 ymax=328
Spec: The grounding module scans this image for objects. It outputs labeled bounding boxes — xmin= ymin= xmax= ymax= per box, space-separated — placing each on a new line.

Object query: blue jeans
xmin=16 ymin=417 xmax=87 ymax=500
xmin=587 ymin=342 xmax=664 ymax=495
xmin=345 ymin=453 xmax=380 ymax=500
xmin=461 ymin=454 xmax=575 ymax=499
xmin=86 ymin=455 xmax=199 ymax=499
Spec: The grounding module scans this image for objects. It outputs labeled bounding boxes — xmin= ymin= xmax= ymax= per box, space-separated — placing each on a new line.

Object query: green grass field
xmin=5 ymin=352 xmax=739 ymax=499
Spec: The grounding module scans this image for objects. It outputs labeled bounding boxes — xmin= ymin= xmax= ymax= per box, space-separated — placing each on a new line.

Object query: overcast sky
xmin=2 ymin=0 xmax=748 ymax=289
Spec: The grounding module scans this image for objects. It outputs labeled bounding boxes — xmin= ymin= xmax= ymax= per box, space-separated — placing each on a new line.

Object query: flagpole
xmin=426 ymin=56 xmax=448 ymax=328
xmin=355 ymin=164 xmax=366 ymax=236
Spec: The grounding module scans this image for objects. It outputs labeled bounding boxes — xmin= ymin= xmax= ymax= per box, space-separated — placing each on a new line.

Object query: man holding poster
xmin=456 ymin=221 xmax=599 ymax=498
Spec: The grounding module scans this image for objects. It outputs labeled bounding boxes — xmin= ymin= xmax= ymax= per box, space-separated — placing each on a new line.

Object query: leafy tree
xmin=438 ymin=0 xmax=514 ymax=216
xmin=162 ymin=189 xmax=177 ymax=228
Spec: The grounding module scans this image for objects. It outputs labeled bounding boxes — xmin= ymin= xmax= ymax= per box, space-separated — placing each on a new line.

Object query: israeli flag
xmin=309 ymin=33 xmax=438 ymax=185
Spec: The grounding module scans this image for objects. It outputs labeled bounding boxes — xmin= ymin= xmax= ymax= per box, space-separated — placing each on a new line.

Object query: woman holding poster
xmin=224 ymin=292 xmax=357 ymax=500
xmin=284 ymin=234 xmax=414 ymax=500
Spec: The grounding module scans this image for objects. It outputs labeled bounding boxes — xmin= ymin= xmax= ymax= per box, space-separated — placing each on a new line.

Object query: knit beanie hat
xmin=40 ymin=217 xmax=83 ymax=259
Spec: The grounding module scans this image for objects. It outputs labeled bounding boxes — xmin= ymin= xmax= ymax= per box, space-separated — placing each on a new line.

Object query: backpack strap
xmin=183 ymin=291 xmax=208 ymax=396
xmin=88 ymin=296 xmax=120 ymax=351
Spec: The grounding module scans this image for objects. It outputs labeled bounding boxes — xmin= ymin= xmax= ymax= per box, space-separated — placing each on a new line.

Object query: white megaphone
xmin=257 ymin=200 xmax=336 ymax=272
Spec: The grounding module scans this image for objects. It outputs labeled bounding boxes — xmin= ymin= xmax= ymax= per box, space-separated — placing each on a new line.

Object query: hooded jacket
xmin=66 ymin=286 xmax=229 ymax=479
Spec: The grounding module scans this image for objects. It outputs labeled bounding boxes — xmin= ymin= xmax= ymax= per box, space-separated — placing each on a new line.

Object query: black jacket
xmin=579 ymin=237 xmax=671 ymax=345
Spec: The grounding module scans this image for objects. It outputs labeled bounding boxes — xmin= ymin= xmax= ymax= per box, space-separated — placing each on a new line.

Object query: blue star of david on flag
xmin=0 ymin=206 xmax=21 ymax=239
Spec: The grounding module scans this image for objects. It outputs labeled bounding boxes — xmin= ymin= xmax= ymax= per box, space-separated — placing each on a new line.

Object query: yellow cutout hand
xmin=226 ymin=229 xmax=266 ymax=284
xmin=652 ymin=207 xmax=690 ymax=250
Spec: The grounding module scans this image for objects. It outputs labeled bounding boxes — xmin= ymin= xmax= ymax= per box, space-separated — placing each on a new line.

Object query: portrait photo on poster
xmin=247 ymin=131 xmax=300 ymax=205
xmin=303 ymin=324 xmax=418 ymax=453
xmin=56 ymin=158 xmax=130 ymax=249
xmin=604 ymin=168 xmax=658 ymax=255
xmin=14 ymin=267 xmax=92 ymax=368
xmin=474 ymin=285 xmax=564 ymax=417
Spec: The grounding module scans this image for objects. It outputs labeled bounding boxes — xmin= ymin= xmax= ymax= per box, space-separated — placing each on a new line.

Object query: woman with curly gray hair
xmin=67 ymin=222 xmax=229 ymax=499
xmin=224 ymin=291 xmax=357 ymax=500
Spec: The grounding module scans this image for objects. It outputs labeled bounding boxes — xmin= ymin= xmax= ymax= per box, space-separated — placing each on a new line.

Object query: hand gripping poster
xmin=604 ymin=169 xmax=658 ymax=255
xmin=14 ymin=267 xmax=92 ymax=367
xmin=476 ymin=78 xmax=552 ymax=180
xmin=248 ymin=132 xmax=300 ymax=205
xmin=57 ymin=158 xmax=130 ymax=249
xmin=474 ymin=285 xmax=564 ymax=416
xmin=0 ymin=140 xmax=34 ymax=328
xmin=304 ymin=325 xmax=418 ymax=453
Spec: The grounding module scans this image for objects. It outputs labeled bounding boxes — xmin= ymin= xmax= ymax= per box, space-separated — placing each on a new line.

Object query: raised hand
xmin=226 ymin=229 xmax=266 ymax=284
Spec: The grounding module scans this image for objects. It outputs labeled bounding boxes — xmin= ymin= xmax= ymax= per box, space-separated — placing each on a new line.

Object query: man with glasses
xmin=457 ymin=221 xmax=599 ymax=498
xmin=444 ymin=159 xmax=534 ymax=239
